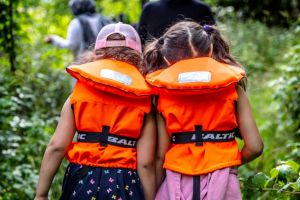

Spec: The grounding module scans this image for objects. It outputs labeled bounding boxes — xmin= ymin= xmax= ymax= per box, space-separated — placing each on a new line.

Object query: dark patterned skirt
xmin=60 ymin=163 xmax=145 ymax=200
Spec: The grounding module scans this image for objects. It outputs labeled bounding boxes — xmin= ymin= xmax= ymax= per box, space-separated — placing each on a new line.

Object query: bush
xmin=241 ymin=160 xmax=300 ymax=199
xmin=0 ymin=61 xmax=70 ymax=199
xmin=211 ymin=0 xmax=300 ymax=27
xmin=274 ymin=44 xmax=300 ymax=138
xmin=219 ymin=19 xmax=294 ymax=74
xmin=0 ymin=2 xmax=72 ymax=196
xmin=240 ymin=26 xmax=300 ymax=199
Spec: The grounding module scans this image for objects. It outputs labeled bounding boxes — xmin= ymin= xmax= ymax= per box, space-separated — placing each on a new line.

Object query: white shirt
xmin=51 ymin=14 xmax=110 ymax=59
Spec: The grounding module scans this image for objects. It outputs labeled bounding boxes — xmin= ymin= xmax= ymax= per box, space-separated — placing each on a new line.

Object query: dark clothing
xmin=138 ymin=0 xmax=215 ymax=45
xmin=60 ymin=163 xmax=145 ymax=200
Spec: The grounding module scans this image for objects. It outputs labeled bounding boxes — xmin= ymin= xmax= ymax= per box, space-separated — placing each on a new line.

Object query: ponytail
xmin=143 ymin=38 xmax=167 ymax=73
xmin=205 ymin=26 xmax=247 ymax=91
xmin=144 ymin=21 xmax=247 ymax=90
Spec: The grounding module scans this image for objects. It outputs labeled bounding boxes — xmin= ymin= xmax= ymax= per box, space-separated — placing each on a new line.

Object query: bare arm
xmin=137 ymin=112 xmax=156 ymax=200
xmin=236 ymin=86 xmax=264 ymax=164
xmin=35 ymin=98 xmax=76 ymax=199
xmin=155 ymin=113 xmax=170 ymax=188
xmin=47 ymin=19 xmax=81 ymax=53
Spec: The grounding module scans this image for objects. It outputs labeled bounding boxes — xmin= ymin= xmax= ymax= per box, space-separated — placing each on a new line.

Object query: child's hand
xmin=44 ymin=35 xmax=53 ymax=43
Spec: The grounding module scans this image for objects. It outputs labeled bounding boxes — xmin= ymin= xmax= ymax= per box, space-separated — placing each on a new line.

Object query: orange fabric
xmin=66 ymin=60 xmax=152 ymax=169
xmin=146 ymin=57 xmax=245 ymax=95
xmin=146 ymin=57 xmax=245 ymax=175
xmin=67 ymin=59 xmax=153 ymax=97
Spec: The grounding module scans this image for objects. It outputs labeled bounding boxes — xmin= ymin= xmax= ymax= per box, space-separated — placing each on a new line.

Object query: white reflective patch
xmin=178 ymin=71 xmax=211 ymax=83
xmin=100 ymin=69 xmax=132 ymax=85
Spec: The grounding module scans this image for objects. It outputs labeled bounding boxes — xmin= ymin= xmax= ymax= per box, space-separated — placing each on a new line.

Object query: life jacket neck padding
xmin=146 ymin=57 xmax=246 ymax=92
xmin=67 ymin=59 xmax=152 ymax=96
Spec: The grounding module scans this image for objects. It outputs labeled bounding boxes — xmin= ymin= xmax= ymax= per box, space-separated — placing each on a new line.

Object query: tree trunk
xmin=9 ymin=0 xmax=16 ymax=72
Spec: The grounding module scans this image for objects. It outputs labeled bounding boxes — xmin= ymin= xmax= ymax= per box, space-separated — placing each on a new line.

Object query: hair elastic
xmin=158 ymin=37 xmax=164 ymax=45
xmin=203 ymin=25 xmax=213 ymax=32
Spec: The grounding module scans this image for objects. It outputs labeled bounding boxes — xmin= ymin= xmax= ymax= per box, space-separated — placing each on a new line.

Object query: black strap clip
xmin=100 ymin=125 xmax=110 ymax=147
xmin=194 ymin=125 xmax=203 ymax=146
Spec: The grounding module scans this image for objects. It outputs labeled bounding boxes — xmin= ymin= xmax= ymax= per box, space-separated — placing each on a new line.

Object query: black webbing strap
xmin=194 ymin=125 xmax=203 ymax=146
xmin=59 ymin=166 xmax=91 ymax=200
xmin=77 ymin=126 xmax=137 ymax=148
xmin=193 ymin=175 xmax=200 ymax=200
xmin=171 ymin=127 xmax=237 ymax=146
xmin=100 ymin=125 xmax=110 ymax=147
xmin=235 ymin=126 xmax=242 ymax=139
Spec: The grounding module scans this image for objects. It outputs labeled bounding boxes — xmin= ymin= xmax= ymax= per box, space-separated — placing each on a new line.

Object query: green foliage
xmin=0 ymin=0 xmax=18 ymax=71
xmin=273 ymin=38 xmax=300 ymax=138
xmin=97 ymin=0 xmax=142 ymax=23
xmin=237 ymin=25 xmax=300 ymax=200
xmin=0 ymin=1 xmax=71 ymax=199
xmin=220 ymin=19 xmax=294 ymax=74
xmin=0 ymin=62 xmax=70 ymax=199
xmin=0 ymin=0 xmax=142 ymax=199
xmin=270 ymin=26 xmax=300 ymax=163
xmin=212 ymin=0 xmax=300 ymax=27
xmin=0 ymin=0 xmax=299 ymax=199
xmin=241 ymin=160 xmax=300 ymax=199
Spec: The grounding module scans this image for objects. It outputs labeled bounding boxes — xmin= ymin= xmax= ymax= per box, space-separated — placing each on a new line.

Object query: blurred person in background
xmin=138 ymin=0 xmax=215 ymax=46
xmin=45 ymin=0 xmax=112 ymax=61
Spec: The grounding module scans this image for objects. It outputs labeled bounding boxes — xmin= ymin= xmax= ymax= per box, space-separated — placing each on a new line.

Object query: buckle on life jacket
xmin=77 ymin=126 xmax=137 ymax=148
xmin=171 ymin=126 xmax=237 ymax=146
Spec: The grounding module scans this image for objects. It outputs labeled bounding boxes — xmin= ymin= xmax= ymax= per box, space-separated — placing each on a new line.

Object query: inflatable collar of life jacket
xmin=146 ymin=57 xmax=246 ymax=95
xmin=67 ymin=59 xmax=153 ymax=97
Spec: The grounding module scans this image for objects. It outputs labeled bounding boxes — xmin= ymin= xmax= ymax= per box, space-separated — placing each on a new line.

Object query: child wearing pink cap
xmin=35 ymin=23 xmax=156 ymax=200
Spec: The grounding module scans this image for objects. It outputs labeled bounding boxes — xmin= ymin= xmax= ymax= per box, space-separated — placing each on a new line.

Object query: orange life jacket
xmin=146 ymin=57 xmax=246 ymax=175
xmin=66 ymin=59 xmax=152 ymax=169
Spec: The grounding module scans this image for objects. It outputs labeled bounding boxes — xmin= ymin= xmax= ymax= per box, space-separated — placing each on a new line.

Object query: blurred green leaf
xmin=277 ymin=164 xmax=295 ymax=179
xmin=285 ymin=160 xmax=300 ymax=173
xmin=252 ymin=172 xmax=270 ymax=188
xmin=270 ymin=168 xmax=279 ymax=179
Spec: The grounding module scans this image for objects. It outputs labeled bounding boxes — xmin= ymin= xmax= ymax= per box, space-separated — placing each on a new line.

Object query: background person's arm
xmin=137 ymin=112 xmax=156 ymax=200
xmin=236 ymin=86 xmax=264 ymax=164
xmin=46 ymin=19 xmax=81 ymax=52
xmin=35 ymin=98 xmax=76 ymax=199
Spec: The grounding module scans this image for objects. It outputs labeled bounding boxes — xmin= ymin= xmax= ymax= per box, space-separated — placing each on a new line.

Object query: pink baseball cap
xmin=94 ymin=22 xmax=142 ymax=53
